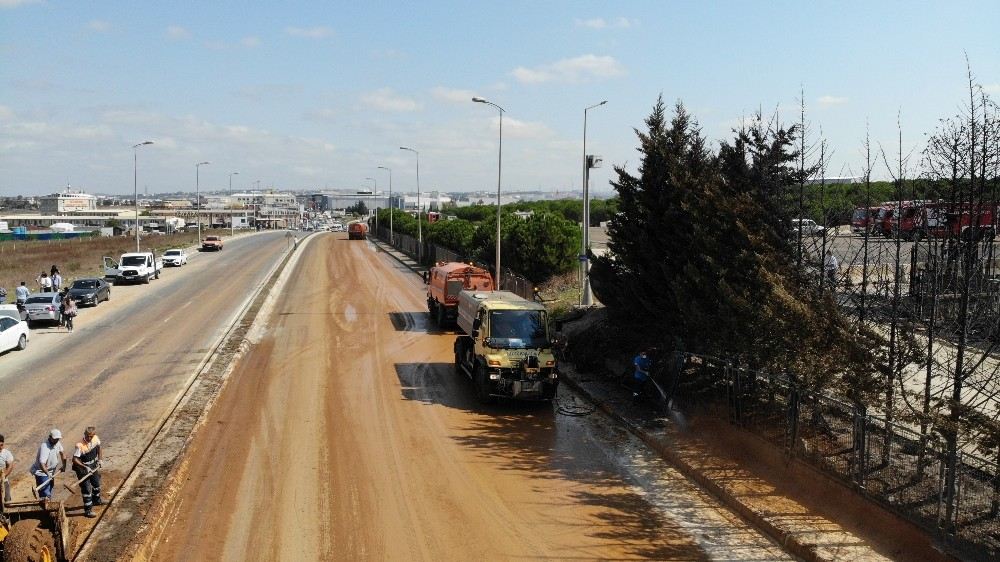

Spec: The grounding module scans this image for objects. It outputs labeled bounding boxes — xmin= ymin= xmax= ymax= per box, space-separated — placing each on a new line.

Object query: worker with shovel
xmin=30 ymin=429 xmax=66 ymax=501
xmin=71 ymin=426 xmax=102 ymax=518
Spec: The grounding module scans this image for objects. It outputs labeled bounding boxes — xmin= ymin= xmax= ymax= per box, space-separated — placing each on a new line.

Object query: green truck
xmin=453 ymin=290 xmax=558 ymax=403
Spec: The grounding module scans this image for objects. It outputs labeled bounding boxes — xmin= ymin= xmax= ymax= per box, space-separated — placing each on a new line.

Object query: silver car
xmin=24 ymin=292 xmax=63 ymax=327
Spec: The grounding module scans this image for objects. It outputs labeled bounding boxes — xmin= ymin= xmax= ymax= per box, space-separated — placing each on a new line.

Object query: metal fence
xmin=374 ymin=226 xmax=537 ymax=301
xmin=669 ymin=352 xmax=999 ymax=558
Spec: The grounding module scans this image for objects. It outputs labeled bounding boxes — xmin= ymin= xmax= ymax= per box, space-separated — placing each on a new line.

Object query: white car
xmin=163 ymin=248 xmax=188 ymax=266
xmin=0 ymin=305 xmax=29 ymax=352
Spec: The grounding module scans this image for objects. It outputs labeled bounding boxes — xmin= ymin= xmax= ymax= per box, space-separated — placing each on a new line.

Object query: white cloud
xmin=86 ymin=20 xmax=111 ymax=32
xmin=512 ymin=54 xmax=625 ymax=84
xmin=983 ymin=84 xmax=1000 ymax=95
xmin=496 ymin=116 xmax=553 ymax=140
xmin=431 ymin=86 xmax=476 ymax=104
xmin=241 ymin=36 xmax=261 ymax=48
xmin=0 ymin=0 xmax=42 ymax=8
xmin=166 ymin=25 xmax=190 ymax=40
xmin=303 ymin=108 xmax=339 ymax=122
xmin=575 ymin=17 xmax=637 ymax=29
xmin=360 ymin=88 xmax=421 ymax=112
xmin=818 ymin=95 xmax=849 ymax=106
xmin=284 ymin=26 xmax=333 ymax=39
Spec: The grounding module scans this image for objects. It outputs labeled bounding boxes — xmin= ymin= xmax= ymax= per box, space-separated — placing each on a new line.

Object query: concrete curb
xmin=558 ymin=372 xmax=823 ymax=562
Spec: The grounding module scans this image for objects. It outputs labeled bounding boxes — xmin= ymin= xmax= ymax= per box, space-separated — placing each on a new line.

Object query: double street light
xmin=472 ymin=96 xmax=504 ymax=289
xmin=195 ymin=161 xmax=211 ymax=242
xmin=377 ymin=165 xmax=393 ymax=243
xmin=132 ymin=141 xmax=154 ymax=251
xmin=399 ymin=146 xmax=421 ymax=262
xmin=581 ymin=100 xmax=607 ymax=306
xmin=229 ymin=171 xmax=239 ymax=236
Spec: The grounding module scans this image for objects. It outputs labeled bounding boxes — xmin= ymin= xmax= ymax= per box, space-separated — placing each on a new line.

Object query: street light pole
xmin=365 ymin=177 xmax=378 ymax=235
xmin=229 ymin=171 xmax=239 ymax=236
xmin=196 ymin=161 xmax=211 ymax=243
xmin=399 ymin=147 xmax=421 ymax=262
xmin=132 ymin=141 xmax=154 ymax=251
xmin=581 ymin=100 xmax=607 ymax=306
xmin=472 ymin=97 xmax=505 ymax=289
xmin=378 ymin=166 xmax=393 ymax=244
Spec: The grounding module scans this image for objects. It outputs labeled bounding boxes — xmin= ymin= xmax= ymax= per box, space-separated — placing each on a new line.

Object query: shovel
xmin=63 ymin=466 xmax=99 ymax=492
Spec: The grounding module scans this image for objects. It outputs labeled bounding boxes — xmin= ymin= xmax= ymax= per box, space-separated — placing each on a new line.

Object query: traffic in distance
xmin=1 ymin=234 xmax=233 ymax=351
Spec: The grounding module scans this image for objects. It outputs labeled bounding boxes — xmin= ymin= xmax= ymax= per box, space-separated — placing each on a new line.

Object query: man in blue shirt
xmin=633 ymin=350 xmax=652 ymax=400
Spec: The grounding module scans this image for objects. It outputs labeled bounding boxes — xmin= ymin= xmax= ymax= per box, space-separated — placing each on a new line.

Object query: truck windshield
xmin=489 ymin=310 xmax=547 ymax=349
xmin=121 ymin=256 xmax=146 ymax=266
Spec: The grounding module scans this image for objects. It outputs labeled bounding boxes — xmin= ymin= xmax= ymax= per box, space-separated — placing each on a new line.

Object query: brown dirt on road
xmin=145 ymin=235 xmax=790 ymax=561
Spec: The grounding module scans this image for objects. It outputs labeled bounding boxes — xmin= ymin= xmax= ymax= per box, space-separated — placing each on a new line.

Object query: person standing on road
xmin=632 ymin=349 xmax=652 ymax=401
xmin=0 ymin=286 xmax=6 ymax=304
xmin=30 ymin=429 xmax=66 ymax=501
xmin=824 ymin=250 xmax=839 ymax=286
xmin=15 ymin=282 xmax=30 ymax=310
xmin=63 ymin=294 xmax=77 ymax=333
xmin=36 ymin=272 xmax=51 ymax=293
xmin=51 ymin=270 xmax=62 ymax=294
xmin=72 ymin=427 xmax=102 ymax=518
xmin=0 ymin=434 xmax=14 ymax=504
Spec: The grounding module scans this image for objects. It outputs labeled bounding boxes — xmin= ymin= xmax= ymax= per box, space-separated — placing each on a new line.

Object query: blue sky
xmin=1 ymin=1 xmax=998 ymax=197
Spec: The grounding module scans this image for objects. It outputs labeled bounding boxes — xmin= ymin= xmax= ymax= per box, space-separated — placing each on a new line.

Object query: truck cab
xmin=454 ymin=291 xmax=558 ymax=403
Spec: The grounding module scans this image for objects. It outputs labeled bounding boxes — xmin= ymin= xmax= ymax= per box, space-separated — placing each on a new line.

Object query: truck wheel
xmin=155 ymin=270 xmax=160 ymax=279
xmin=475 ymin=366 xmax=496 ymax=404
xmin=4 ymin=519 xmax=56 ymax=562
xmin=142 ymin=274 xmax=149 ymax=284
xmin=436 ymin=305 xmax=445 ymax=327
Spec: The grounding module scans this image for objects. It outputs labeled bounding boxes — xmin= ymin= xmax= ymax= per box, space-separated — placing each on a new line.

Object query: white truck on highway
xmin=104 ymin=251 xmax=163 ymax=285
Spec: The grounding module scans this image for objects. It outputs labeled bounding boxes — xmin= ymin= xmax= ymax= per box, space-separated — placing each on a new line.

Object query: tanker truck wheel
xmin=474 ymin=366 xmax=496 ymax=405
xmin=4 ymin=519 xmax=56 ymax=562
xmin=435 ymin=305 xmax=445 ymax=327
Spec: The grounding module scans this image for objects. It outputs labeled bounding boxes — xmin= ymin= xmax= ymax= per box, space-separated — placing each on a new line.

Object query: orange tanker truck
xmin=347 ymin=222 xmax=369 ymax=240
xmin=426 ymin=261 xmax=494 ymax=327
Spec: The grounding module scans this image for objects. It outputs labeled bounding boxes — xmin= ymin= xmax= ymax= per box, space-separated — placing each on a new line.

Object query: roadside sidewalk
xmin=558 ymin=364 xmax=955 ymax=562
xmin=368 ymin=236 xmax=429 ymax=276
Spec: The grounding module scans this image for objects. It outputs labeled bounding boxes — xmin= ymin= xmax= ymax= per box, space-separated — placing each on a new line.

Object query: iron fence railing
xmin=374 ymin=226 xmax=537 ymax=301
xmin=667 ymin=351 xmax=999 ymax=558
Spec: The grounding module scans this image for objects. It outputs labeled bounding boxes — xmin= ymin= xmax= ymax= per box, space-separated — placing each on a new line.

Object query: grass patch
xmin=0 ymin=229 xmax=231 ymax=295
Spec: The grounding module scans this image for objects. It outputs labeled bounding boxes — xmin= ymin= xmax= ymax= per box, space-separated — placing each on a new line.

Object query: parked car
xmin=163 ymin=248 xmax=188 ymax=266
xmin=790 ymin=218 xmax=826 ymax=237
xmin=68 ymin=278 xmax=111 ymax=306
xmin=0 ymin=306 xmax=28 ymax=352
xmin=23 ymin=292 xmax=62 ymax=327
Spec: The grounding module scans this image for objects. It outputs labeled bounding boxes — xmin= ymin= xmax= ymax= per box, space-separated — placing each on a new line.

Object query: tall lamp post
xmin=196 ymin=161 xmax=211 ymax=243
xmin=365 ymin=177 xmax=378 ymax=235
xmin=378 ymin=165 xmax=393 ymax=243
xmin=229 ymin=171 xmax=239 ymax=236
xmin=132 ymin=141 xmax=154 ymax=251
xmin=399 ymin=146 xmax=421 ymax=262
xmin=472 ymin=96 xmax=505 ymax=288
xmin=581 ymin=100 xmax=607 ymax=306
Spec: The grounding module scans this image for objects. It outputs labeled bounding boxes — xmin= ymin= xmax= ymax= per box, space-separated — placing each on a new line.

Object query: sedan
xmin=23 ymin=292 xmax=62 ymax=327
xmin=163 ymin=248 xmax=188 ymax=266
xmin=0 ymin=309 xmax=29 ymax=353
xmin=68 ymin=278 xmax=111 ymax=306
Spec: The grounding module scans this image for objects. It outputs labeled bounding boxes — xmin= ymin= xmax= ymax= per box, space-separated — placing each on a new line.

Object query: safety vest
xmin=76 ymin=436 xmax=101 ymax=465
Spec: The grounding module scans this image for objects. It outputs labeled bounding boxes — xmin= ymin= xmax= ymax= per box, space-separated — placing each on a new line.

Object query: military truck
xmin=453 ymin=290 xmax=558 ymax=403
xmin=425 ymin=262 xmax=494 ymax=327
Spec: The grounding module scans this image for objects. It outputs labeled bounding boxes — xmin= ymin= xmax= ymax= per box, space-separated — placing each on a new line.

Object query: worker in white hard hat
xmin=29 ymin=429 xmax=66 ymax=500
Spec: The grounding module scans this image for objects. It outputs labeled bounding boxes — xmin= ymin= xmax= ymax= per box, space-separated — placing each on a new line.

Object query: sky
xmin=1 ymin=1 xmax=998 ymax=198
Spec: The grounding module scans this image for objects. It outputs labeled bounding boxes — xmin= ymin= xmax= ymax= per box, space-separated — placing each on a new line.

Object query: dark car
xmin=68 ymin=278 xmax=111 ymax=306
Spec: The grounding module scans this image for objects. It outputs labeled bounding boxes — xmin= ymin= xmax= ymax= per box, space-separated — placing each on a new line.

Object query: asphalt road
xmin=0 ymin=230 xmax=296 ymax=502
xmin=147 ymin=233 xmax=791 ymax=561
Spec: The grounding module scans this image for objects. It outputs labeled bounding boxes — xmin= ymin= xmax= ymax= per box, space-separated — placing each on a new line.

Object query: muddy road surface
xmin=0 ymin=231 xmax=294 ymax=508
xmin=148 ymin=233 xmax=792 ymax=561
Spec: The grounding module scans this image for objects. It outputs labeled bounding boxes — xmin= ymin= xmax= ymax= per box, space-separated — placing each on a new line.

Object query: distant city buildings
xmin=38 ymin=187 xmax=97 ymax=213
